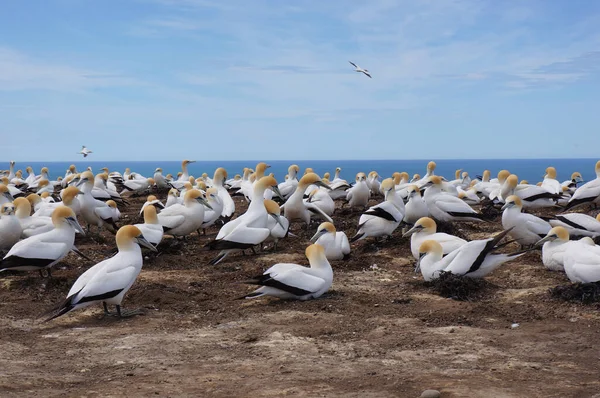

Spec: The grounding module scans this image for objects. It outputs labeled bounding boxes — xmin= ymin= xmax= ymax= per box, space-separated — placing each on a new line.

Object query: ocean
xmin=3 ymin=159 xmax=598 ymax=185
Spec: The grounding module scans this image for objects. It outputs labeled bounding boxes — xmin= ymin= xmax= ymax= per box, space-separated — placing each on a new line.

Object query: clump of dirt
xmin=425 ymin=271 xmax=497 ymax=301
xmin=549 ymin=282 xmax=600 ymax=304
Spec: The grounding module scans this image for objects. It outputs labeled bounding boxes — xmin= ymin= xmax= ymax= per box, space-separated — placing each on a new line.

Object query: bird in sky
xmin=78 ymin=146 xmax=93 ymax=158
xmin=349 ymin=61 xmax=371 ymax=78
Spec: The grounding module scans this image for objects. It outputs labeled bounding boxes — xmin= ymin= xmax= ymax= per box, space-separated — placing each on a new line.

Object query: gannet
xmin=212 ymin=167 xmax=235 ymax=218
xmin=153 ymin=168 xmax=171 ymax=189
xmin=122 ymin=176 xmax=155 ymax=195
xmin=278 ymin=164 xmax=300 ymax=199
xmin=207 ymin=176 xmax=279 ymax=264
xmin=541 ymin=167 xmax=562 ymax=194
xmin=565 ymin=161 xmax=600 ymax=210
xmin=45 ymin=225 xmax=156 ymax=321
xmin=403 ymin=217 xmax=467 ymax=259
xmin=0 ymin=203 xmax=22 ymax=251
xmin=310 ymin=222 xmax=350 ymax=260
xmin=26 ymin=193 xmax=44 ymax=212
xmin=282 ymin=173 xmax=333 ymax=226
xmin=7 ymin=160 xmax=15 ymax=181
xmin=329 ymin=167 xmax=351 ymax=200
xmin=14 ymin=197 xmax=53 ymax=238
xmin=139 ymin=195 xmax=164 ymax=215
xmin=305 ymin=187 xmax=335 ymax=217
xmin=2 ymin=177 xmax=23 ymax=199
xmin=240 ymin=244 xmax=333 ymax=300
xmin=416 ymin=161 xmax=437 ymax=187
xmin=423 ymin=176 xmax=485 ymax=222
xmin=367 ymin=171 xmax=381 ymax=196
xmin=458 ymin=184 xmax=481 ymax=205
xmin=561 ymin=172 xmax=583 ymax=195
xmin=177 ymin=160 xmax=195 ymax=181
xmin=348 ymin=61 xmax=372 ymax=78
xmin=416 ymin=229 xmax=522 ymax=281
xmin=134 ymin=205 xmax=164 ymax=246
xmin=501 ymin=195 xmax=551 ymax=247
xmin=78 ymin=145 xmax=92 ymax=158
xmin=404 ymin=185 xmax=429 ymax=225
xmin=105 ymin=200 xmax=121 ymax=224
xmin=264 ymin=199 xmax=290 ymax=250
xmin=1 ymin=206 xmax=84 ymax=277
xmin=158 ymin=189 xmax=211 ymax=237
xmin=226 ymin=174 xmax=242 ymax=190
xmin=548 ymin=213 xmax=600 ymax=238
xmin=76 ymin=171 xmax=119 ymax=233
xmin=350 ymin=178 xmax=404 ymax=242
xmin=561 ymin=237 xmax=600 ymax=283
xmin=346 ymin=172 xmax=370 ymax=208
xmin=535 ymin=226 xmax=577 ymax=272
xmin=504 ymin=175 xmax=561 ymax=208
xmin=165 ymin=188 xmax=179 ymax=208
xmin=0 ymin=184 xmax=15 ymax=205
xmin=33 ymin=186 xmax=82 ymax=217
xmin=201 ymin=187 xmax=224 ymax=232
xmin=488 ymin=170 xmax=511 ymax=201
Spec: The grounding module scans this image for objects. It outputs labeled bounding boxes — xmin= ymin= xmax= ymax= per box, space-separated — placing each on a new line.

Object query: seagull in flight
xmin=78 ymin=146 xmax=93 ymax=158
xmin=349 ymin=61 xmax=371 ymax=78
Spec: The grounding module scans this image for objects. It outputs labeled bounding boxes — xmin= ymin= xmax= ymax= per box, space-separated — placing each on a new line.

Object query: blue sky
xmin=1 ymin=0 xmax=599 ymax=161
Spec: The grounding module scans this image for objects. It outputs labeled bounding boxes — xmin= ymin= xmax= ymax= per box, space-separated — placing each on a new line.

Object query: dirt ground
xmin=2 ymin=192 xmax=600 ymax=398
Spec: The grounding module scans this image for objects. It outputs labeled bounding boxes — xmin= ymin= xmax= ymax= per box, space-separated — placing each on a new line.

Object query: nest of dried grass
xmin=549 ymin=282 xmax=600 ymax=304
xmin=426 ymin=271 xmax=492 ymax=301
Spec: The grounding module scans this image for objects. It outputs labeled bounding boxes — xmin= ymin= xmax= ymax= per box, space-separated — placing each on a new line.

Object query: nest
xmin=425 ymin=271 xmax=492 ymax=301
xmin=549 ymin=282 xmax=600 ymax=304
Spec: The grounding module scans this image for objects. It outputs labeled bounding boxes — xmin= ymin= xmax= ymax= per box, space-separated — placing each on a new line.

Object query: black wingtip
xmin=349 ymin=233 xmax=364 ymax=243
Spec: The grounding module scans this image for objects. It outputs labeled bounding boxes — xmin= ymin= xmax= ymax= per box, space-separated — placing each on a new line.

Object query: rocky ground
xmin=1 ymin=193 xmax=600 ymax=398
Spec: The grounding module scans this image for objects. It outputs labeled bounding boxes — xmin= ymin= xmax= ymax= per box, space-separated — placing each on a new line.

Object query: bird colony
xmin=1 ymin=159 xmax=600 ymax=322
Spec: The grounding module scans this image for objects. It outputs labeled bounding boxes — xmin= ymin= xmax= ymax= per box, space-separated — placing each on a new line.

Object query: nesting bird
xmin=310 ymin=222 xmax=350 ymax=260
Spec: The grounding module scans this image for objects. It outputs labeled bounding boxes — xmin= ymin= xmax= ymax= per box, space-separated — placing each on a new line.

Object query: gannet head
xmin=304 ymin=167 xmax=314 ymax=175
xmin=234 ymin=174 xmax=241 ymax=180
xmin=423 ymin=175 xmax=443 ymax=188
xmin=51 ymin=206 xmax=85 ymax=234
xmin=536 ymin=182 xmax=542 ymax=187
xmin=1 ymin=203 xmax=15 ymax=216
xmin=76 ymin=171 xmax=95 ymax=187
xmin=147 ymin=195 xmax=158 ymax=202
xmin=214 ymin=167 xmax=227 ymax=182
xmin=323 ymin=172 xmax=331 ymax=180
xmin=116 ymin=225 xmax=157 ymax=252
xmin=182 ymin=160 xmax=195 ymax=167
xmin=0 ymin=184 xmax=14 ymax=202
xmin=26 ymin=166 xmax=33 ymax=173
xmin=184 ymin=189 xmax=212 ymax=209
xmin=9 ymin=160 xmax=15 ymax=167
xmin=37 ymin=179 xmax=49 ymax=188
xmin=403 ymin=217 xmax=436 ymax=237
xmin=166 ymin=174 xmax=173 ymax=179
xmin=407 ymin=185 xmax=421 ymax=198
xmin=597 ymin=214 xmax=600 ymax=222
xmin=168 ymin=188 xmax=179 ymax=197
xmin=101 ymin=167 xmax=109 ymax=174
xmin=41 ymin=167 xmax=49 ymax=174
xmin=498 ymin=170 xmax=510 ymax=183
xmin=412 ymin=173 xmax=421 ymax=181
xmin=40 ymin=192 xmax=50 ymax=199
xmin=196 ymin=181 xmax=207 ymax=191
xmin=427 ymin=161 xmax=437 ymax=172
xmin=288 ymin=164 xmax=300 ymax=174
xmin=155 ymin=167 xmax=163 ymax=173
xmin=177 ymin=172 xmax=183 ymax=178
xmin=595 ymin=160 xmax=600 ymax=174
xmin=62 ymin=186 xmax=83 ymax=204
xmin=356 ymin=172 xmax=367 ymax=182
xmin=106 ymin=200 xmax=118 ymax=209
xmin=335 ymin=167 xmax=341 ymax=173
xmin=545 ymin=167 xmax=557 ymax=179
xmin=506 ymin=174 xmax=519 ymax=189
xmin=206 ymin=187 xmax=218 ymax=199
xmin=264 ymin=199 xmax=285 ymax=229
xmin=69 ymin=165 xmax=76 ymax=172
xmin=310 ymin=222 xmax=336 ymax=242
xmin=461 ymin=172 xmax=469 ymax=179
xmin=571 ymin=172 xmax=582 ymax=182
xmin=418 ymin=239 xmax=443 ymax=256
xmin=255 ymin=162 xmax=270 ymax=176
xmin=455 ymin=169 xmax=463 ymax=179
xmin=14 ymin=197 xmax=32 ymax=217
xmin=520 ymin=180 xmax=529 ymax=185
xmin=483 ymin=170 xmax=491 ymax=181
xmin=143 ymin=203 xmax=159 ymax=224
xmin=305 ymin=243 xmax=326 ymax=262
xmin=535 ymin=226 xmax=569 ymax=246
xmin=501 ymin=195 xmax=522 ymax=211
xmin=298 ymin=173 xmax=330 ymax=190
xmin=25 ymin=194 xmax=41 ymax=208
xmin=256 ymin=175 xmax=282 ymax=198
xmin=183 ymin=182 xmax=193 ymax=191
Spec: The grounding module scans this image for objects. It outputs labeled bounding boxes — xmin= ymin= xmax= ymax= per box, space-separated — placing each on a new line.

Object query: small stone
xmin=420 ymin=390 xmax=441 ymax=398
xmin=449 ymin=328 xmax=455 ymax=333
xmin=511 ymin=323 xmax=520 ymax=329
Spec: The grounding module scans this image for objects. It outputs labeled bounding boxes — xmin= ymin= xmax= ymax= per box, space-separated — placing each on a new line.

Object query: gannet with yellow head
xmin=422 ymin=176 xmax=486 ymax=222
xmin=263 ymin=199 xmax=290 ymax=250
xmin=346 ymin=172 xmax=370 ymax=208
xmin=404 ymin=185 xmax=429 ymax=225
xmin=134 ymin=204 xmax=164 ymax=246
xmin=282 ymin=173 xmax=332 ymax=226
xmin=310 ymin=222 xmax=350 ymax=260
xmin=158 ymin=189 xmax=212 ymax=237
xmin=566 ymin=160 xmax=600 ymax=210
xmin=501 ymin=195 xmax=551 ymax=246
xmin=402 ymin=216 xmax=467 ymax=259
xmin=0 ymin=203 xmax=22 ymax=251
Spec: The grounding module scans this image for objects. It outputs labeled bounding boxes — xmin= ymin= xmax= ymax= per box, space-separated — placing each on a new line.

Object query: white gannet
xmin=305 ymin=187 xmax=335 ymax=217
xmin=158 ymin=189 xmax=211 ymax=237
xmin=367 ymin=171 xmax=381 ymax=196
xmin=562 ymin=237 xmax=600 ymax=283
xmin=416 ymin=229 xmax=522 ymax=281
xmin=535 ymin=226 xmax=577 ymax=272
xmin=282 ymin=173 xmax=333 ymax=227
xmin=404 ymin=185 xmax=429 ymax=225
xmin=45 ymin=225 xmax=156 ymax=321
xmin=134 ymin=204 xmax=164 ymax=246
xmin=14 ymin=197 xmax=54 ymax=238
xmin=348 ymin=61 xmax=372 ymax=78
xmin=264 ymin=199 xmax=290 ymax=250
xmin=423 ymin=176 xmax=485 ymax=222
xmin=76 ymin=171 xmax=119 ymax=233
xmin=33 ymin=186 xmax=82 ymax=217
xmin=403 ymin=217 xmax=467 ymax=260
xmin=0 ymin=203 xmax=22 ymax=252
xmin=541 ymin=166 xmax=561 ymax=194
xmin=488 ymin=170 xmax=511 ymax=201
xmin=165 ymin=188 xmax=179 ymax=208
xmin=175 ymin=160 xmax=195 ymax=183
xmin=278 ymin=164 xmax=300 ymax=199
xmin=122 ymin=176 xmax=155 ymax=195
xmin=458 ymin=183 xmax=481 ymax=205
xmin=329 ymin=167 xmax=351 ymax=200
xmin=350 ymin=178 xmax=404 ymax=242
xmin=207 ymin=176 xmax=279 ymax=264
xmin=565 ymin=160 xmax=600 ymax=210
xmin=561 ymin=172 xmax=583 ymax=195
xmin=504 ymin=175 xmax=560 ymax=208
xmin=548 ymin=213 xmax=600 ymax=238
xmin=0 ymin=206 xmax=84 ymax=277
xmin=201 ymin=187 xmax=224 ymax=232
xmin=139 ymin=195 xmax=165 ymax=215
xmin=212 ymin=167 xmax=235 ymax=219
xmin=106 ymin=200 xmax=121 ymax=223
xmin=415 ymin=161 xmax=437 ymax=188
xmin=250 ymin=163 xmax=271 ymax=200
xmin=153 ymin=168 xmax=171 ymax=189
xmin=0 ymin=184 xmax=15 ymax=205
xmin=78 ymin=145 xmax=93 ymax=158
xmin=346 ymin=172 xmax=370 ymax=209
xmin=240 ymin=244 xmax=333 ymax=300
xmin=501 ymin=195 xmax=551 ymax=247
xmin=310 ymin=222 xmax=350 ymax=260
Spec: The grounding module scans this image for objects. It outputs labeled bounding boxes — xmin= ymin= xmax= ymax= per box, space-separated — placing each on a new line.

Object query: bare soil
xmin=2 ymin=194 xmax=600 ymax=398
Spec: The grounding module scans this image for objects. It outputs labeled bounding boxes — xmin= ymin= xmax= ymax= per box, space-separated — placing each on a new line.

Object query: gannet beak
xmin=534 ymin=235 xmax=555 ymax=247
xmin=188 ymin=160 xmax=196 ymax=164
xmin=415 ymin=254 xmax=425 ymax=274
xmin=270 ymin=213 xmax=285 ymax=230
xmin=316 ymin=181 xmax=332 ymax=190
xmin=197 ymin=196 xmax=213 ymax=210
xmin=3 ymin=192 xmax=14 ymax=201
xmin=402 ymin=225 xmax=421 ymax=238
xmin=500 ymin=202 xmax=513 ymax=211
xmin=310 ymin=230 xmax=325 ymax=243
xmin=271 ymin=185 xmax=284 ymax=200
xmin=137 ymin=235 xmax=158 ymax=252
xmin=67 ymin=216 xmax=86 ymax=236
xmin=75 ymin=177 xmax=88 ymax=187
